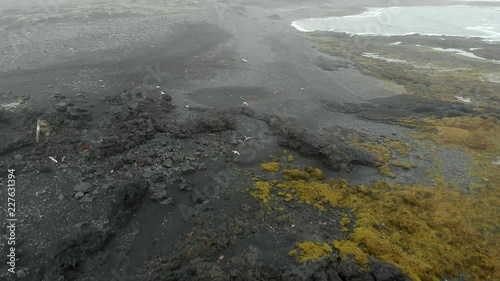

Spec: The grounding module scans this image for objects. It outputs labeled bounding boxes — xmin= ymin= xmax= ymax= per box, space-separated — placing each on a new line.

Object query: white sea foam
xmin=493 ymin=157 xmax=500 ymax=166
xmin=482 ymin=73 xmax=500 ymax=83
xmin=280 ymin=6 xmax=308 ymax=12
xmin=362 ymin=53 xmax=408 ymax=63
xmin=450 ymin=0 xmax=500 ymax=2
xmin=431 ymin=47 xmax=486 ymax=59
xmin=455 ymin=96 xmax=473 ymax=103
xmin=290 ymin=21 xmax=311 ymax=32
xmin=431 ymin=47 xmax=500 ymax=64
xmin=414 ymin=65 xmax=469 ymax=72
xmin=465 ymin=26 xmax=500 ymax=39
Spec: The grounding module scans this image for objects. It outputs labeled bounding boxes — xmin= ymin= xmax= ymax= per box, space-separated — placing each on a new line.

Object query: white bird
xmin=232 ymin=150 xmax=240 ymax=155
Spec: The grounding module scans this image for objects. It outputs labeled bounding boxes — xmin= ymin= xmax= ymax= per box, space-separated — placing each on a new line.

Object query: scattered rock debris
xmin=0 ymin=89 xmax=409 ymax=281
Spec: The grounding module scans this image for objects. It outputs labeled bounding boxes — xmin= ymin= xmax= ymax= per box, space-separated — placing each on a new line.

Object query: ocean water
xmin=450 ymin=0 xmax=500 ymax=2
xmin=291 ymin=6 xmax=500 ymax=41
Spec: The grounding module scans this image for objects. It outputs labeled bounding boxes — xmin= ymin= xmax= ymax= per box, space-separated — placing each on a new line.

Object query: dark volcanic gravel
xmin=0 ymin=88 xmax=406 ymax=281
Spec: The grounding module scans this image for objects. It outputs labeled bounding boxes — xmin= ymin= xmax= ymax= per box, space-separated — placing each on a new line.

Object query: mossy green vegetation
xmin=260 ymin=161 xmax=281 ymax=173
xmin=385 ymin=139 xmax=412 ymax=157
xmin=288 ymin=241 xmax=333 ymax=263
xmin=406 ymin=116 xmax=500 ymax=186
xmin=379 ymin=163 xmax=396 ymax=178
xmin=283 ymin=169 xmax=311 ymax=180
xmin=250 ymin=164 xmax=499 ymax=280
xmin=341 ymin=213 xmax=351 ymax=226
xmin=380 ymin=161 xmax=417 ymax=177
xmin=332 ymin=240 xmax=368 ymax=264
xmin=351 ymin=138 xmax=416 ymax=178
xmin=310 ymin=168 xmax=324 ymax=181
xmin=332 ymin=181 xmax=499 ymax=281
xmin=249 ymin=181 xmax=272 ymax=205
xmin=283 ymin=167 xmax=324 ymax=181
xmin=390 ymin=161 xmax=417 ymax=169
xmin=351 ymin=138 xmax=391 ymax=163
xmin=411 ymin=117 xmax=499 ymax=153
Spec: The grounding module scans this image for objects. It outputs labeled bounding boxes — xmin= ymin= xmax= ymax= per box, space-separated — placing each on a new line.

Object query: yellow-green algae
xmin=249 ymin=169 xmax=499 ymax=281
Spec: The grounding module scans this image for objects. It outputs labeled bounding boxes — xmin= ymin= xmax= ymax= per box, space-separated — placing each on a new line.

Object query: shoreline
xmin=290 ymin=5 xmax=500 ymax=43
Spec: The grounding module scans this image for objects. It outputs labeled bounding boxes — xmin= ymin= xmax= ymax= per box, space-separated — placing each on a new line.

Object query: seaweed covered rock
xmin=261 ymin=115 xmax=377 ymax=171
